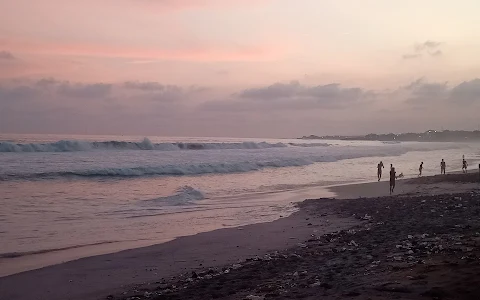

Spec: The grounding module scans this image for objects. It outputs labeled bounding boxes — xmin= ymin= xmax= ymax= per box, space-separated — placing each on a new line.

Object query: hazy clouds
xmin=0 ymin=51 xmax=15 ymax=60
xmin=1 ymin=77 xmax=479 ymax=137
xmin=403 ymin=40 xmax=443 ymax=60
xmin=2 ymin=0 xmax=480 ymax=137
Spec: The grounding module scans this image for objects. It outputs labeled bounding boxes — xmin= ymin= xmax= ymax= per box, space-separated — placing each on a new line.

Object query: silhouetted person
xmin=418 ymin=162 xmax=423 ymax=177
xmin=462 ymin=156 xmax=468 ymax=173
xmin=390 ymin=166 xmax=396 ymax=195
xmin=440 ymin=159 xmax=446 ymax=174
xmin=377 ymin=161 xmax=384 ymax=181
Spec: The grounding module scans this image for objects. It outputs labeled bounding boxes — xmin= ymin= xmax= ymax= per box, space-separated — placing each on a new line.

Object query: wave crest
xmin=0 ymin=138 xmax=293 ymax=153
xmin=1 ymin=158 xmax=316 ymax=180
xmin=288 ymin=142 xmax=330 ymax=147
xmin=147 ymin=186 xmax=205 ymax=206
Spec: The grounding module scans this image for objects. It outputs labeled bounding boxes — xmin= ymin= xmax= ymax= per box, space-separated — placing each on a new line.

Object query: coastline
xmin=0 ymin=173 xmax=478 ymax=300
xmin=0 ymin=203 xmax=357 ymax=300
xmin=0 ymin=187 xmax=335 ymax=278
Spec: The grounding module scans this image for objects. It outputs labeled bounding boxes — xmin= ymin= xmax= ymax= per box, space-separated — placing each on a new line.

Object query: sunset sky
xmin=1 ymin=0 xmax=480 ymax=137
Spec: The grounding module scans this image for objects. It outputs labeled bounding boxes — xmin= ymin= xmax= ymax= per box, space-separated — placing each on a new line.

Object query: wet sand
xmin=329 ymin=172 xmax=480 ymax=199
xmin=0 ymin=203 xmax=357 ymax=300
xmin=0 ymin=172 xmax=479 ymax=300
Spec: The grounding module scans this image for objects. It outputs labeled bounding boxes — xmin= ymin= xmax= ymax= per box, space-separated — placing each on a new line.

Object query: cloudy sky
xmin=1 ymin=0 xmax=480 ymax=138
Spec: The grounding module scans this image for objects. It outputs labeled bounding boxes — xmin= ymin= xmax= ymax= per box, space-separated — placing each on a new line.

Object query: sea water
xmin=0 ymin=134 xmax=478 ymax=276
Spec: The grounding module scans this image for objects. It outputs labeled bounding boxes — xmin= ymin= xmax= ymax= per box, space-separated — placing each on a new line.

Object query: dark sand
xmin=1 ymin=172 xmax=479 ymax=300
xmin=108 ymin=174 xmax=479 ymax=300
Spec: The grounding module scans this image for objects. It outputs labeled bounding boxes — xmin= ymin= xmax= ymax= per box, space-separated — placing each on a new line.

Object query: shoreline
xmin=114 ymin=172 xmax=480 ymax=300
xmin=0 ymin=172 xmax=478 ymax=300
xmin=0 ymin=202 xmax=358 ymax=300
xmin=0 ymin=187 xmax=335 ymax=278
xmin=0 ymin=173 xmax=435 ymax=278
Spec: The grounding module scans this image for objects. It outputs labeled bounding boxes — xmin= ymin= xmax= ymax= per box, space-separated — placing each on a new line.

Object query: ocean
xmin=0 ymin=134 xmax=478 ymax=276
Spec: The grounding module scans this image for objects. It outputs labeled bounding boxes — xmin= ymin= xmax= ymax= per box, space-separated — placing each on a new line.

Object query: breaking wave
xmin=146 ymin=186 xmax=206 ymax=206
xmin=0 ymin=138 xmax=330 ymax=153
xmin=1 ymin=158 xmax=318 ymax=180
xmin=288 ymin=142 xmax=330 ymax=147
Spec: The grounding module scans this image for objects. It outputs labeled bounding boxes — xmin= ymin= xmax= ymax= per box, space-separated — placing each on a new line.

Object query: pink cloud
xmin=3 ymin=38 xmax=289 ymax=62
xmin=128 ymin=0 xmax=271 ymax=11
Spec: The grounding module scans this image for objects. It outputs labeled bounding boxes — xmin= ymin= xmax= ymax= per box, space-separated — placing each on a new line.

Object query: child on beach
xmin=377 ymin=161 xmax=384 ymax=181
xmin=462 ymin=156 xmax=468 ymax=173
xmin=419 ymin=162 xmax=423 ymax=177
xmin=440 ymin=159 xmax=446 ymax=174
xmin=390 ymin=166 xmax=396 ymax=195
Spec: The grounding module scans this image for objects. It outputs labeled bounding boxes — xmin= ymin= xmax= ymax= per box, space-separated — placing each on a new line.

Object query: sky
xmin=1 ymin=0 xmax=480 ymax=138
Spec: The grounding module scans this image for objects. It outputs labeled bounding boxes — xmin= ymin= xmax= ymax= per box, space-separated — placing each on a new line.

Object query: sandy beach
xmin=1 ymin=172 xmax=479 ymax=300
xmin=3 ymin=2 xmax=480 ymax=299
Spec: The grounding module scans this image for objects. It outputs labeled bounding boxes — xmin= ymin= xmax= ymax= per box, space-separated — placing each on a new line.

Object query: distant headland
xmin=300 ymin=130 xmax=480 ymax=142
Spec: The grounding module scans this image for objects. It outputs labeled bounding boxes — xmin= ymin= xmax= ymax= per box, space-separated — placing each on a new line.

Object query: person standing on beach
xmin=390 ymin=166 xmax=396 ymax=195
xmin=462 ymin=156 xmax=468 ymax=173
xmin=377 ymin=161 xmax=384 ymax=181
xmin=419 ymin=162 xmax=424 ymax=177
xmin=440 ymin=159 xmax=446 ymax=174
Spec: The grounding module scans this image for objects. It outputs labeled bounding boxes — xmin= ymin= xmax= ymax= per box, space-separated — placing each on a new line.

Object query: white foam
xmin=0 ymin=138 xmax=289 ymax=152
xmin=288 ymin=142 xmax=330 ymax=147
xmin=149 ymin=186 xmax=206 ymax=206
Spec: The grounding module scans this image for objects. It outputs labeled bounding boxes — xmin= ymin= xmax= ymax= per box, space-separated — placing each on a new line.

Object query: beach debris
xmin=143 ymin=292 xmax=152 ymax=298
xmin=361 ymin=214 xmax=373 ymax=220
xmin=367 ymin=260 xmax=381 ymax=269
xmin=348 ymin=240 xmax=359 ymax=247
xmin=393 ymin=256 xmax=403 ymax=261
xmin=310 ymin=280 xmax=322 ymax=287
